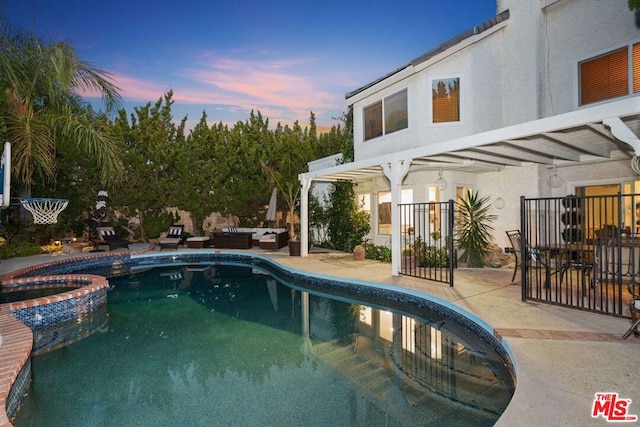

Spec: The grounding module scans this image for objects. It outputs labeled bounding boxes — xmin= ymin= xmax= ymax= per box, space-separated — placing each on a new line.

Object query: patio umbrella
xmin=93 ymin=188 xmax=108 ymax=221
xmin=266 ymin=188 xmax=277 ymax=226
xmin=91 ymin=188 xmax=108 ymax=252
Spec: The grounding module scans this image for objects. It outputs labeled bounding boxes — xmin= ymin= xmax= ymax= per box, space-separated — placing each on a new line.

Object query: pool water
xmin=12 ymin=263 xmax=514 ymax=426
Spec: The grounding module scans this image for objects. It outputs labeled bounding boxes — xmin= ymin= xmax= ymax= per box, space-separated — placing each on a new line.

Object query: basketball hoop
xmin=19 ymin=198 xmax=69 ymax=224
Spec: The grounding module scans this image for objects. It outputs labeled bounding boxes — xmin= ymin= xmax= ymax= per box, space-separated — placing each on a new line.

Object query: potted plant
xmin=456 ymin=190 xmax=497 ymax=267
xmin=353 ymin=244 xmax=365 ymax=261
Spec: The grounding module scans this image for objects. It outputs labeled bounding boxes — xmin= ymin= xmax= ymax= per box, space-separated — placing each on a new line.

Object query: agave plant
xmin=456 ymin=190 xmax=497 ymax=268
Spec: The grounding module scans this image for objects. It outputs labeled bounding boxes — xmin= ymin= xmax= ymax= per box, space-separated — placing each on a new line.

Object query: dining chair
xmin=622 ymin=283 xmax=640 ymax=339
xmin=506 ymin=230 xmax=551 ymax=287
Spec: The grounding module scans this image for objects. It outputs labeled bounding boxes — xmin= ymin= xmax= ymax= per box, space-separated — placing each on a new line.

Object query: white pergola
xmin=298 ymin=97 xmax=640 ymax=276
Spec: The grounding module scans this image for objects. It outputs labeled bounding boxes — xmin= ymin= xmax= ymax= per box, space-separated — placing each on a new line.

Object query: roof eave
xmin=345 ymin=9 xmax=510 ymax=102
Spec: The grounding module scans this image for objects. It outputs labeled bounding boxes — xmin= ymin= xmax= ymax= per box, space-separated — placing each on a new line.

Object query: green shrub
xmin=362 ymin=241 xmax=391 ymax=263
xmin=140 ymin=211 xmax=180 ymax=240
xmin=326 ymin=181 xmax=371 ymax=252
xmin=414 ymin=237 xmax=449 ymax=267
xmin=0 ymin=240 xmax=45 ymax=259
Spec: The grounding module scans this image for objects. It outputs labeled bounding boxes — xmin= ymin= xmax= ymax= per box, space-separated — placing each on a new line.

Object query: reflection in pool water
xmin=12 ymin=260 xmax=514 ymax=426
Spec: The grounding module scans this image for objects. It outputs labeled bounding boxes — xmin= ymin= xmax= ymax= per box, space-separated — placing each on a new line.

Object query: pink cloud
xmin=183 ymin=56 xmax=338 ymax=113
xmin=78 ymin=73 xmax=172 ymax=103
xmin=79 ymin=53 xmax=347 ymax=128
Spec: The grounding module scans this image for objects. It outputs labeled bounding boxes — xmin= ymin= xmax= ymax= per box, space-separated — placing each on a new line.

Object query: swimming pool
xmin=10 ymin=252 xmax=515 ymax=426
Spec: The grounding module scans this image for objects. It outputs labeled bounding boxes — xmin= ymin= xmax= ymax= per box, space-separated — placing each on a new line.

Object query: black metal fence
xmin=521 ymin=194 xmax=639 ymax=317
xmin=399 ymin=200 xmax=455 ymax=286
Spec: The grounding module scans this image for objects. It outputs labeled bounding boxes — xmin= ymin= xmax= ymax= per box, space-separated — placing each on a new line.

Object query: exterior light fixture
xmin=435 ymin=170 xmax=447 ymax=190
xmin=548 ymin=165 xmax=562 ymax=188
xmin=495 ymin=169 xmax=505 ymax=209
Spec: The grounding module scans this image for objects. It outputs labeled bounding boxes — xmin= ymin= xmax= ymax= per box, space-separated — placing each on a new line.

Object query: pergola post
xmin=299 ymin=176 xmax=312 ymax=257
xmin=382 ymin=158 xmax=412 ymax=276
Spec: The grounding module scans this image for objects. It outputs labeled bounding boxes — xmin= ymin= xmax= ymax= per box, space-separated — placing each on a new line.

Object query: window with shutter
xmin=432 ymin=77 xmax=460 ymax=123
xmin=633 ymin=43 xmax=640 ymax=94
xmin=580 ymin=43 xmax=640 ymax=105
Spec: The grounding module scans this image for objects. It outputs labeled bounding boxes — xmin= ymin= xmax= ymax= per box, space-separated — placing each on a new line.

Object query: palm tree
xmin=0 ymin=24 xmax=124 ymax=196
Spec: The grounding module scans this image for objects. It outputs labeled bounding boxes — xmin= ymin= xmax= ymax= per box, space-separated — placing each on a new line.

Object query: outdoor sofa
xmin=217 ymin=227 xmax=289 ymax=250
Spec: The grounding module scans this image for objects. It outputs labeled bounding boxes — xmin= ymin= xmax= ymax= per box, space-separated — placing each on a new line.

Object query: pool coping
xmin=0 ymin=309 xmax=32 ymax=427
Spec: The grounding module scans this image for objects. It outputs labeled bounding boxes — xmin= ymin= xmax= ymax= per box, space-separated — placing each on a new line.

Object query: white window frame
xmin=576 ymin=40 xmax=640 ymax=107
xmin=363 ymin=88 xmax=408 ymax=141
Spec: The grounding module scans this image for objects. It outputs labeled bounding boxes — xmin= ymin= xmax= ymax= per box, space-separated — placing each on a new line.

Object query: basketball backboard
xmin=0 ymin=141 xmax=10 ymax=208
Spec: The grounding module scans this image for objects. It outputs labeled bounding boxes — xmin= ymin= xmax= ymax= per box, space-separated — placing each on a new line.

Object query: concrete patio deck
xmin=1 ymin=245 xmax=639 ymax=426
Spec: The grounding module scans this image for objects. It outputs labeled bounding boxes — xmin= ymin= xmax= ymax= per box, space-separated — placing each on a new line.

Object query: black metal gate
xmin=521 ymin=194 xmax=639 ymax=317
xmin=399 ymin=200 xmax=455 ymax=286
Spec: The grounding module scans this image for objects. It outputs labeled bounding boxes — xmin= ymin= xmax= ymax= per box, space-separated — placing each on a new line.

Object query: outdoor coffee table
xmin=186 ymin=236 xmax=211 ymax=248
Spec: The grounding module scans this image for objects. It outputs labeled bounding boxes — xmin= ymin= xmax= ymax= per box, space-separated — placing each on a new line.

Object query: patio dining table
xmin=537 ymin=242 xmax=595 ymax=291
xmin=594 ymin=235 xmax=640 ymax=285
xmin=538 ymin=236 xmax=640 ymax=307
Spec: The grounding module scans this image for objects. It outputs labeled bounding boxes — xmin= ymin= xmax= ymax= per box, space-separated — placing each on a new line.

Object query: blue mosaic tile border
xmin=7 ymin=358 xmax=30 ymax=420
xmin=2 ymin=277 xmax=90 ymax=291
xmin=13 ymin=253 xmax=130 ymax=278
xmin=32 ymin=305 xmax=109 ymax=355
xmin=11 ymin=287 xmax=107 ymax=329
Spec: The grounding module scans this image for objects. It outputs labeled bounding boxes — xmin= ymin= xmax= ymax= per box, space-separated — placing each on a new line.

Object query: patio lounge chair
xmin=96 ymin=223 xmax=132 ymax=251
xmin=159 ymin=224 xmax=185 ymax=250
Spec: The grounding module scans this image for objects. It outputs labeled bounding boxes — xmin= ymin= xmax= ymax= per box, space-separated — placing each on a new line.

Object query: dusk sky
xmin=2 ymin=1 xmax=497 ymax=131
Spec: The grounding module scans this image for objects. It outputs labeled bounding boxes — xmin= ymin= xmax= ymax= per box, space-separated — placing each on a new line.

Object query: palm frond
xmin=5 ymin=109 xmax=56 ymax=190
xmin=456 ymin=190 xmax=497 ymax=267
xmin=0 ymin=23 xmax=124 ymax=190
xmin=53 ymin=105 xmax=124 ymax=184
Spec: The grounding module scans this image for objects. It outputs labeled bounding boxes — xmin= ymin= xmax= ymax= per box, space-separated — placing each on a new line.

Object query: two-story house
xmin=299 ymin=0 xmax=640 ymax=276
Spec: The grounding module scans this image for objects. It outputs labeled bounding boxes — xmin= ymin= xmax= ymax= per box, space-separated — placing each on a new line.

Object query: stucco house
xmin=299 ymin=0 xmax=640 ymax=276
